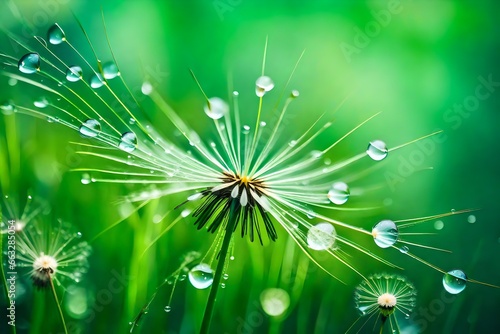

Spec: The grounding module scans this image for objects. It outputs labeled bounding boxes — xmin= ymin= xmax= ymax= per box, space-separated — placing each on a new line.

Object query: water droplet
xmin=79 ymin=119 xmax=101 ymax=138
xmin=34 ymin=96 xmax=49 ymax=108
xmin=188 ymin=263 xmax=214 ymax=289
xmin=90 ymin=73 xmax=104 ymax=89
xmin=230 ymin=256 xmax=235 ymax=261
xmin=434 ymin=220 xmax=444 ymax=230
xmin=260 ymin=288 xmax=290 ymax=317
xmin=1 ymin=101 xmax=16 ymax=115
xmin=255 ymin=75 xmax=274 ymax=97
xmin=310 ymin=150 xmax=323 ymax=159
xmin=366 ymin=140 xmax=388 ymax=161
xmin=141 ymin=81 xmax=153 ymax=95
xmin=291 ymin=90 xmax=299 ymax=98
xmin=372 ymin=220 xmax=398 ymax=248
xmin=8 ymin=78 xmax=17 ymax=86
xmin=66 ymin=66 xmax=83 ymax=82
xmin=220 ymin=283 xmax=226 ymax=288
xmin=164 ymin=305 xmax=171 ymax=312
xmin=327 ymin=182 xmax=350 ymax=205
xmin=47 ymin=23 xmax=65 ymax=45
xmin=451 ymin=208 xmax=456 ymax=213
xmin=443 ymin=269 xmax=467 ymax=294
xmin=76 ymin=232 xmax=82 ymax=238
xmin=18 ymin=53 xmax=40 ymax=74
xmin=467 ymin=215 xmax=476 ymax=224
xmin=288 ymin=140 xmax=297 ymax=147
xmin=307 ymin=222 xmax=336 ymax=251
xmin=119 ymin=132 xmax=138 ymax=153
xmin=102 ymin=62 xmax=119 ymax=79
xmin=399 ymin=245 xmax=409 ymax=254
xmin=81 ymin=173 xmax=91 ymax=185
xmin=204 ymin=97 xmax=228 ymax=120
xmin=223 ymin=273 xmax=229 ymax=280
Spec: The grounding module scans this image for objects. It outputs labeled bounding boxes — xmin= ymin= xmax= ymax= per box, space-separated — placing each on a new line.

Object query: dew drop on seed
xmin=327 ymin=182 xmax=350 ymax=205
xmin=81 ymin=173 xmax=91 ymax=185
xmin=66 ymin=66 xmax=83 ymax=82
xmin=204 ymin=97 xmax=228 ymax=120
xmin=102 ymin=62 xmax=119 ymax=79
xmin=223 ymin=273 xmax=229 ymax=280
xmin=47 ymin=23 xmax=65 ymax=45
xmin=467 ymin=215 xmax=476 ymax=224
xmin=141 ymin=81 xmax=153 ymax=95
xmin=79 ymin=119 xmax=101 ymax=138
xmin=242 ymin=125 xmax=250 ymax=134
xmin=291 ymin=90 xmax=299 ymax=98
xmin=288 ymin=140 xmax=297 ymax=147
xmin=220 ymin=283 xmax=226 ymax=289
xmin=188 ymin=263 xmax=214 ymax=289
xmin=399 ymin=245 xmax=409 ymax=254
xmin=310 ymin=150 xmax=323 ymax=159
xmin=1 ymin=101 xmax=16 ymax=115
xmin=372 ymin=220 xmax=398 ymax=248
xmin=307 ymin=222 xmax=336 ymax=251
xmin=255 ymin=76 xmax=274 ymax=97
xmin=366 ymin=140 xmax=388 ymax=161
xmin=90 ymin=73 xmax=104 ymax=89
xmin=34 ymin=96 xmax=49 ymax=108
xmin=18 ymin=53 xmax=40 ymax=74
xmin=164 ymin=305 xmax=171 ymax=312
xmin=443 ymin=269 xmax=467 ymax=294
xmin=119 ymin=132 xmax=138 ymax=153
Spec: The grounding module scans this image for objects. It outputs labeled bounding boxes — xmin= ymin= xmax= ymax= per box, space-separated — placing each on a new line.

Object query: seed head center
xmin=377 ymin=292 xmax=397 ymax=308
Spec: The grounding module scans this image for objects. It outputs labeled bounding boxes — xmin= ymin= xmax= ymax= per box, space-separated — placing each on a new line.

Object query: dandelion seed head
xmin=377 ymin=292 xmax=397 ymax=308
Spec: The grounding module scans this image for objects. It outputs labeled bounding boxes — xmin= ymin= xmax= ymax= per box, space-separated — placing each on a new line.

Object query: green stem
xmin=200 ymin=201 xmax=238 ymax=334
xmin=48 ymin=275 xmax=68 ymax=334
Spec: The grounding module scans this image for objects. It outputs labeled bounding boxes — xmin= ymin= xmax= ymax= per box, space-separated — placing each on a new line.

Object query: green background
xmin=1 ymin=0 xmax=499 ymax=333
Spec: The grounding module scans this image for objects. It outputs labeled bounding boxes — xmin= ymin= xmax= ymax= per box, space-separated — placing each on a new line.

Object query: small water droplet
xmin=366 ymin=140 xmax=388 ymax=161
xmin=399 ymin=245 xmax=409 ymax=254
xmin=34 ymin=96 xmax=49 ymax=108
xmin=204 ymin=97 xmax=229 ymax=120
xmin=230 ymin=256 xmax=235 ymax=261
xmin=434 ymin=220 xmax=444 ymax=230
xmin=81 ymin=173 xmax=91 ymax=185
xmin=220 ymin=283 xmax=226 ymax=288
xmin=451 ymin=208 xmax=456 ymax=213
xmin=327 ymin=182 xmax=350 ymax=205
xmin=141 ymin=81 xmax=153 ymax=95
xmin=66 ymin=65 xmax=83 ymax=82
xmin=372 ymin=220 xmax=398 ymax=248
xmin=307 ymin=222 xmax=336 ymax=251
xmin=291 ymin=90 xmax=299 ymax=98
xmin=223 ymin=273 xmax=229 ymax=280
xmin=90 ymin=73 xmax=104 ymax=89
xmin=1 ymin=101 xmax=16 ymax=115
xmin=188 ymin=263 xmax=214 ymax=289
xmin=79 ymin=119 xmax=101 ymax=138
xmin=47 ymin=23 xmax=65 ymax=45
xmin=18 ymin=53 xmax=40 ymax=74
xmin=76 ymin=232 xmax=82 ymax=238
xmin=8 ymin=78 xmax=17 ymax=86
xmin=102 ymin=62 xmax=119 ymax=79
xmin=260 ymin=121 xmax=266 ymax=127
xmin=119 ymin=132 xmax=138 ymax=153
xmin=164 ymin=305 xmax=171 ymax=312
xmin=255 ymin=76 xmax=274 ymax=97
xmin=443 ymin=269 xmax=467 ymax=294
xmin=467 ymin=215 xmax=476 ymax=224
xmin=233 ymin=91 xmax=239 ymax=96
xmin=288 ymin=140 xmax=297 ymax=147
xmin=242 ymin=125 xmax=250 ymax=134
xmin=310 ymin=150 xmax=323 ymax=159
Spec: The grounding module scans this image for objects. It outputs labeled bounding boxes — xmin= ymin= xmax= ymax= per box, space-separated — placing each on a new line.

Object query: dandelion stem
xmin=200 ymin=200 xmax=238 ymax=334
xmin=48 ymin=274 xmax=68 ymax=334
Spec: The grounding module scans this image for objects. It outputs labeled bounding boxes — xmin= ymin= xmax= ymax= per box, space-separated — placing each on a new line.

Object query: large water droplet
xmin=327 ymin=182 xmax=350 ymax=205
xmin=372 ymin=220 xmax=398 ymax=248
xmin=18 ymin=53 xmax=40 ymax=74
xmin=442 ymin=269 xmax=467 ymax=294
xmin=47 ymin=23 xmax=65 ymax=45
xmin=255 ymin=76 xmax=274 ymax=97
xmin=204 ymin=97 xmax=229 ymax=120
xmin=34 ymin=97 xmax=49 ymax=108
xmin=260 ymin=288 xmax=290 ymax=317
xmin=119 ymin=132 xmax=138 ymax=153
xmin=188 ymin=263 xmax=214 ymax=289
xmin=90 ymin=73 xmax=104 ymax=89
xmin=102 ymin=62 xmax=119 ymax=79
xmin=367 ymin=140 xmax=388 ymax=161
xmin=66 ymin=66 xmax=83 ymax=82
xmin=1 ymin=101 xmax=16 ymax=115
xmin=79 ymin=119 xmax=101 ymax=138
xmin=307 ymin=222 xmax=336 ymax=251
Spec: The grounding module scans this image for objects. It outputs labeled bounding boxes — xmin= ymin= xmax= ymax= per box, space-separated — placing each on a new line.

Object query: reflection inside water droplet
xmin=188 ymin=263 xmax=214 ymax=289
xmin=443 ymin=269 xmax=467 ymax=294
xmin=372 ymin=220 xmax=398 ymax=248
xmin=366 ymin=140 xmax=388 ymax=161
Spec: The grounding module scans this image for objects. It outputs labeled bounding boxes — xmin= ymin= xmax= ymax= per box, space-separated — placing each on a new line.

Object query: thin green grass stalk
xmin=200 ymin=200 xmax=238 ymax=334
xmin=48 ymin=275 xmax=68 ymax=334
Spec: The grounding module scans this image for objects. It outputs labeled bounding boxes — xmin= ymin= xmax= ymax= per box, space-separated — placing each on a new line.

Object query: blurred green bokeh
xmin=1 ymin=0 xmax=499 ymax=333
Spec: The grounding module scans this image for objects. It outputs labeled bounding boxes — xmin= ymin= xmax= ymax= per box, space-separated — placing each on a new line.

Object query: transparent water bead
xmin=90 ymin=73 xmax=104 ymax=89
xmin=204 ymin=97 xmax=229 ymax=120
xmin=18 ymin=53 xmax=40 ymax=74
xmin=327 ymin=182 xmax=350 ymax=205
xmin=255 ymin=75 xmax=274 ymax=97
xmin=66 ymin=66 xmax=83 ymax=82
xmin=79 ymin=119 xmax=101 ymax=138
xmin=47 ymin=23 xmax=65 ymax=44
xmin=372 ymin=220 xmax=398 ymax=248
xmin=164 ymin=305 xmax=171 ymax=313
xmin=119 ymin=132 xmax=138 ymax=153
xmin=34 ymin=97 xmax=49 ymax=108
xmin=467 ymin=215 xmax=476 ymax=224
xmin=1 ymin=101 xmax=16 ymax=115
xmin=102 ymin=62 xmax=119 ymax=79
xmin=188 ymin=263 xmax=214 ymax=289
xmin=366 ymin=140 xmax=388 ymax=161
xmin=260 ymin=288 xmax=290 ymax=317
xmin=307 ymin=222 xmax=336 ymax=251
xmin=443 ymin=269 xmax=467 ymax=294
xmin=141 ymin=81 xmax=153 ymax=95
